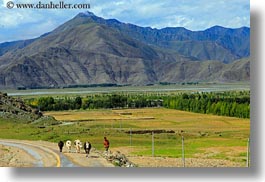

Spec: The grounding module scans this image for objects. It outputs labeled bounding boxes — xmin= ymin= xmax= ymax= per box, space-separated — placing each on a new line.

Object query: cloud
xmin=0 ymin=0 xmax=250 ymax=43
xmin=0 ymin=10 xmax=41 ymax=28
xmin=89 ymin=0 xmax=249 ymax=29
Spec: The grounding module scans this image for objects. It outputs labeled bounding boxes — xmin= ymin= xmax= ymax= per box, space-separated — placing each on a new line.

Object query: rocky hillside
xmin=0 ymin=12 xmax=250 ymax=89
xmin=75 ymin=13 xmax=249 ymax=63
xmin=0 ymin=92 xmax=41 ymax=123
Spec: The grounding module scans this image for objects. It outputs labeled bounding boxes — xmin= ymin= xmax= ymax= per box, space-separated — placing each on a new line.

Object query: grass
xmin=0 ymin=108 xmax=250 ymax=166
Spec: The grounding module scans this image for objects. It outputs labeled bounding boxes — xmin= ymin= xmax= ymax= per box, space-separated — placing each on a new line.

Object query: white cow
xmin=74 ymin=139 xmax=82 ymax=153
xmin=65 ymin=140 xmax=72 ymax=153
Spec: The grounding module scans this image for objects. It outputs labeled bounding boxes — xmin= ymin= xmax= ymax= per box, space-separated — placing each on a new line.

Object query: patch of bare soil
xmin=0 ymin=144 xmax=37 ymax=167
xmin=0 ymin=140 xmax=59 ymax=167
xmin=63 ymin=149 xmax=114 ymax=167
xmin=128 ymin=156 xmax=244 ymax=167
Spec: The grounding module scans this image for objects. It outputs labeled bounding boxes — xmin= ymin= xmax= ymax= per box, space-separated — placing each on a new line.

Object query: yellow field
xmin=44 ymin=108 xmax=250 ymax=167
xmin=45 ymin=108 xmax=250 ymax=133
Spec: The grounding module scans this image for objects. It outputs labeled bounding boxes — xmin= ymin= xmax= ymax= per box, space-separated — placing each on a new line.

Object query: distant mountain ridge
xmin=68 ymin=12 xmax=250 ymax=63
xmin=0 ymin=12 xmax=250 ymax=89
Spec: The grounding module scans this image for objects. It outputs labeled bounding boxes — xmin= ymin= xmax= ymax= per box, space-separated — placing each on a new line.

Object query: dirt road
xmin=1 ymin=139 xmax=244 ymax=167
xmin=0 ymin=139 xmax=114 ymax=167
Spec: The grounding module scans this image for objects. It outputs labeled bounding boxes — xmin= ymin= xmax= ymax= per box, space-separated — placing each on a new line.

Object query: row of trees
xmin=163 ymin=91 xmax=250 ymax=118
xmin=26 ymin=91 xmax=250 ymax=118
xmin=27 ymin=94 xmax=163 ymax=111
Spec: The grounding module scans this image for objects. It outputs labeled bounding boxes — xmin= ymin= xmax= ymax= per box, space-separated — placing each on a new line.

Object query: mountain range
xmin=0 ymin=12 xmax=250 ymax=89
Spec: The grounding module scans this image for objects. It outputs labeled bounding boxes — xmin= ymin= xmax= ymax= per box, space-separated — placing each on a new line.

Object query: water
xmin=6 ymin=84 xmax=250 ymax=96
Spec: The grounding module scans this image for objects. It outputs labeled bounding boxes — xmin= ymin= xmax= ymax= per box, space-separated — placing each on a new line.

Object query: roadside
xmin=0 ymin=139 xmax=245 ymax=167
xmin=128 ymin=156 xmax=244 ymax=167
xmin=0 ymin=143 xmax=36 ymax=167
xmin=0 ymin=139 xmax=114 ymax=167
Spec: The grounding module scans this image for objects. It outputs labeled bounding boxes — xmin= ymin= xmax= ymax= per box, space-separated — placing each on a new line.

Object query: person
xmin=103 ymin=137 xmax=110 ymax=152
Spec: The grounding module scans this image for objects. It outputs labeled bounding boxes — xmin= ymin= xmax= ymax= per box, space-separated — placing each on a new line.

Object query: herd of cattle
xmin=58 ymin=140 xmax=92 ymax=157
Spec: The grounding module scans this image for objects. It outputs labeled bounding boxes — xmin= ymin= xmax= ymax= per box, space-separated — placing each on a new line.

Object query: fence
xmin=56 ymin=122 xmax=250 ymax=167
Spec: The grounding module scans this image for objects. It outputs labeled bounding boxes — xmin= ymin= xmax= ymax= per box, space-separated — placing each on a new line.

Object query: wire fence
xmin=46 ymin=119 xmax=250 ymax=167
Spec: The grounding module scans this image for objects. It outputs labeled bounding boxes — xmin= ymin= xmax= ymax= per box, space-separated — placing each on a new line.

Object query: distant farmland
xmin=1 ymin=83 xmax=250 ymax=167
xmin=42 ymin=108 xmax=250 ymax=167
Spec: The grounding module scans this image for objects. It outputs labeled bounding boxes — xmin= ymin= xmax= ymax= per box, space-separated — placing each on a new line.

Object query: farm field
xmin=0 ymin=85 xmax=250 ymax=167
xmin=0 ymin=106 xmax=250 ymax=167
xmin=41 ymin=108 xmax=250 ymax=167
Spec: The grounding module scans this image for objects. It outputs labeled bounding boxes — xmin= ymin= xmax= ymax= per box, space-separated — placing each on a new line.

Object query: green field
xmin=0 ymin=108 xmax=250 ymax=166
xmin=0 ymin=83 xmax=250 ymax=167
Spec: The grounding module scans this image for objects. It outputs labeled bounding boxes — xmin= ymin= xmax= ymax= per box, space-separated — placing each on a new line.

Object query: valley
xmin=0 ymin=12 xmax=250 ymax=89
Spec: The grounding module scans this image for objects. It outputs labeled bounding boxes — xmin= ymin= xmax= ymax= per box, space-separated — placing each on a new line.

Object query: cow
xmin=65 ymin=140 xmax=72 ymax=153
xmin=74 ymin=139 xmax=82 ymax=153
xmin=84 ymin=141 xmax=92 ymax=157
xmin=58 ymin=141 xmax=64 ymax=152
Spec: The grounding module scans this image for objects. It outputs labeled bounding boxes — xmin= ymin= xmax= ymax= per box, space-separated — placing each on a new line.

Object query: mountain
xmin=68 ymin=12 xmax=250 ymax=63
xmin=0 ymin=39 xmax=35 ymax=56
xmin=0 ymin=33 xmax=50 ymax=56
xmin=156 ymin=58 xmax=250 ymax=83
xmin=0 ymin=12 xmax=250 ymax=89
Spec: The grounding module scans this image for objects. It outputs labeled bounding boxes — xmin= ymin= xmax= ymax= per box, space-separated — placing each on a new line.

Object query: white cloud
xmin=0 ymin=0 xmax=250 ymax=42
xmin=89 ymin=0 xmax=249 ymax=30
xmin=0 ymin=10 xmax=42 ymax=28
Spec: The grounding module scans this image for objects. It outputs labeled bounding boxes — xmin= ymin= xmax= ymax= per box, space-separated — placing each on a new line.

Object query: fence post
xmin=130 ymin=128 xmax=132 ymax=147
xmin=152 ymin=131 xmax=154 ymax=157
xmin=182 ymin=136 xmax=185 ymax=167
xmin=247 ymin=138 xmax=250 ymax=167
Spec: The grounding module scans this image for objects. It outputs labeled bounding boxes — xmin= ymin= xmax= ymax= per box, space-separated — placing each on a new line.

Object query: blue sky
xmin=0 ymin=0 xmax=250 ymax=43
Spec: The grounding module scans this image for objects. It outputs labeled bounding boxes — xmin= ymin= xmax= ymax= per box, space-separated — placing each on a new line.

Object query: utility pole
xmin=152 ymin=132 xmax=154 ymax=157
xmin=130 ymin=128 xmax=132 ymax=147
xmin=247 ymin=138 xmax=250 ymax=167
xmin=182 ymin=136 xmax=185 ymax=167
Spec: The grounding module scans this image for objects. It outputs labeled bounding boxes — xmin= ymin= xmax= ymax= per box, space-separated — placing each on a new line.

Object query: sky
xmin=0 ymin=0 xmax=250 ymax=43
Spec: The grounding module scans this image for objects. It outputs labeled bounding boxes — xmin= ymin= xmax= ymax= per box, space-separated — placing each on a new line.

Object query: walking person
xmin=103 ymin=137 xmax=110 ymax=152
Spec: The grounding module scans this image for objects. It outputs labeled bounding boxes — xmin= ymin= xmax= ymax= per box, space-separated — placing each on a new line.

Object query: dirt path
xmin=63 ymin=150 xmax=114 ymax=167
xmin=0 ymin=140 xmax=60 ymax=167
xmin=0 ymin=139 xmax=114 ymax=167
xmin=0 ymin=143 xmax=37 ymax=167
xmin=0 ymin=139 xmax=245 ymax=167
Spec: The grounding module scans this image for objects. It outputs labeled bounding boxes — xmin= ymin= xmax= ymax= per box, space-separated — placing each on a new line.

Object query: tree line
xmin=163 ymin=91 xmax=250 ymax=118
xmin=26 ymin=94 xmax=163 ymax=111
xmin=26 ymin=91 xmax=250 ymax=118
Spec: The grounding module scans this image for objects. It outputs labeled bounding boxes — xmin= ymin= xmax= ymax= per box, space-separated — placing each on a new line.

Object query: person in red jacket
xmin=103 ymin=137 xmax=110 ymax=152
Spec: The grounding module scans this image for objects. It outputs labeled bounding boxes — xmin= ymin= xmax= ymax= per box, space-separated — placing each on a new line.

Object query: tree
xmin=75 ymin=96 xmax=82 ymax=109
